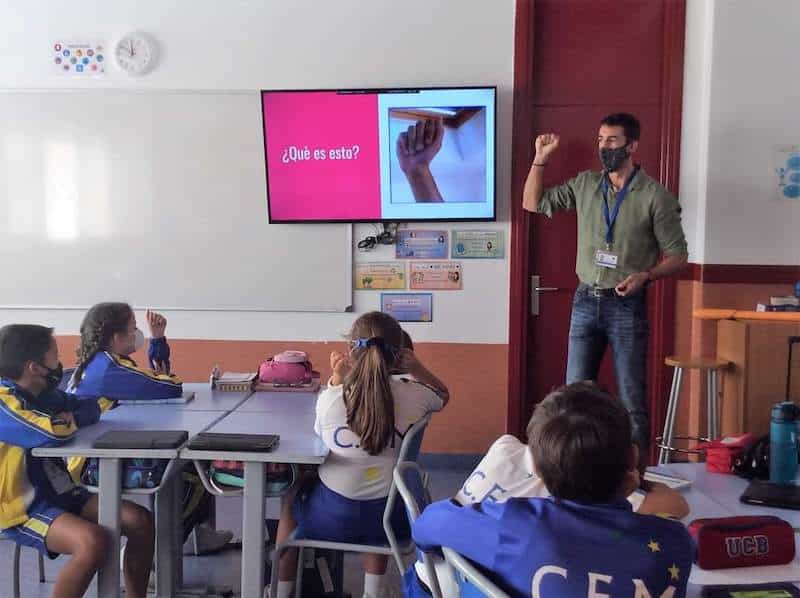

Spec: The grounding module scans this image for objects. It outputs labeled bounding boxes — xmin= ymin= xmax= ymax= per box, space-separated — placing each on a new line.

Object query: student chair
xmin=0 ymin=535 xmax=46 ymax=598
xmin=269 ymin=413 xmax=433 ymax=598
xmin=441 ymin=547 xmax=511 ymax=598
xmin=393 ymin=461 xmax=444 ymax=598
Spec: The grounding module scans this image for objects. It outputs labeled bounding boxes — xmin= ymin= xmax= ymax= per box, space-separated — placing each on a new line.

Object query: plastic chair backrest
xmin=442 ymin=547 xmax=511 ymax=598
xmin=393 ymin=461 xmax=442 ymax=598
xmin=382 ymin=414 xmax=431 ymax=574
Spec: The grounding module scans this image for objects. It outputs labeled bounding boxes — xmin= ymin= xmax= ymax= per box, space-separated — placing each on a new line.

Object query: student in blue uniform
xmin=69 ymin=302 xmax=232 ymax=553
xmin=0 ymin=324 xmax=154 ymax=598
xmin=69 ymin=303 xmax=182 ymax=401
xmin=412 ymin=382 xmax=695 ymax=598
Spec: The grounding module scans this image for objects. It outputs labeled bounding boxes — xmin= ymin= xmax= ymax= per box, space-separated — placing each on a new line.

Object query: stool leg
xmin=706 ymin=369 xmax=713 ymax=440
xmin=659 ymin=367 xmax=683 ymax=464
xmin=38 ymin=551 xmax=45 ymax=583
xmin=710 ymin=369 xmax=719 ymax=440
xmin=658 ymin=369 xmax=677 ymax=464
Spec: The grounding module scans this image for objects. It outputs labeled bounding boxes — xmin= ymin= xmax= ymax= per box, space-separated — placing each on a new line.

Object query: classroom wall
xmin=1 ymin=1 xmax=516 ymax=453
xmin=680 ymin=0 xmax=800 ymax=266
xmin=674 ymin=0 xmax=800 ymax=442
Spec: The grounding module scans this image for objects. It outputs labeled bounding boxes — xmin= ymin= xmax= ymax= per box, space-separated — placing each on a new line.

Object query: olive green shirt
xmin=538 ymin=168 xmax=688 ymax=288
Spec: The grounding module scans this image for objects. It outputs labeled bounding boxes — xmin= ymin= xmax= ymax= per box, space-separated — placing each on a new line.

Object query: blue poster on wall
xmin=396 ymin=230 xmax=448 ymax=259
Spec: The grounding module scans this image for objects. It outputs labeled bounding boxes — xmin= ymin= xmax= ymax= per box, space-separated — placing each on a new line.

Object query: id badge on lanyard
xmin=596 ymin=167 xmax=638 ymax=269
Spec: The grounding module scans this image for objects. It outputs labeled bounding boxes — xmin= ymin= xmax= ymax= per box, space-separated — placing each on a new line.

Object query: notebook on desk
xmin=93 ymin=430 xmax=188 ymax=449
xmin=187 ymin=432 xmax=279 ymax=452
xmin=643 ymin=470 xmax=692 ymax=490
xmin=741 ymin=479 xmax=800 ymax=510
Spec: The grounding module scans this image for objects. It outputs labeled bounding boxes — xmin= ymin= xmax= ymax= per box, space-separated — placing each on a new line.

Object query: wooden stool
xmin=657 ymin=356 xmax=731 ymax=465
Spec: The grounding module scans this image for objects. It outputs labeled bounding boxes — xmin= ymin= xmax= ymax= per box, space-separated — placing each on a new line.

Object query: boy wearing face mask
xmin=0 ymin=324 xmax=155 ymax=598
xmin=521 ymin=113 xmax=688 ymax=465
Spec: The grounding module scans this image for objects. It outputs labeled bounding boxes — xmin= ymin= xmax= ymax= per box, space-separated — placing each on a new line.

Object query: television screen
xmin=261 ymin=86 xmax=496 ymax=223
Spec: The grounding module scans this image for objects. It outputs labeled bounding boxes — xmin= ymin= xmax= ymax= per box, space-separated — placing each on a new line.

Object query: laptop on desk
xmin=741 ymin=479 xmax=800 ymax=510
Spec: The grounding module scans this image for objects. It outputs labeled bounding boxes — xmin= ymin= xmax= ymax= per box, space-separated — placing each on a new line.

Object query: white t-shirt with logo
xmin=453 ymin=434 xmax=645 ymax=510
xmin=315 ymin=376 xmax=443 ymax=501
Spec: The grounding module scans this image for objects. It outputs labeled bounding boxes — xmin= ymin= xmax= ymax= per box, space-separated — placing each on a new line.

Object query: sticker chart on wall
xmin=354 ymin=263 xmax=406 ymax=290
xmin=381 ymin=293 xmax=433 ymax=322
xmin=53 ymin=41 xmax=106 ymax=76
xmin=409 ymin=262 xmax=462 ymax=290
xmin=774 ymin=145 xmax=800 ymax=200
xmin=396 ymin=230 xmax=448 ymax=259
xmin=452 ymin=230 xmax=504 ymax=259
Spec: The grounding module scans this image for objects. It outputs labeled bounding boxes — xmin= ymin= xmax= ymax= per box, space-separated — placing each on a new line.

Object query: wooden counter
xmin=716 ymin=318 xmax=800 ymax=438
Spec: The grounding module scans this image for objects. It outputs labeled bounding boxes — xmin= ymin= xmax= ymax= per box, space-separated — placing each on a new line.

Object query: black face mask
xmin=599 ymin=145 xmax=630 ymax=172
xmin=38 ymin=362 xmax=64 ymax=391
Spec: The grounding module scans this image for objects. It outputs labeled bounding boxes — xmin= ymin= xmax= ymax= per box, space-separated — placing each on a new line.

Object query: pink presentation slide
xmin=263 ymin=92 xmax=381 ymax=221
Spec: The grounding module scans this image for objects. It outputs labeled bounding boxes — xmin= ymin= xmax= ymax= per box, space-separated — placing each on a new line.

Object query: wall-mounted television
xmin=261 ymin=86 xmax=496 ymax=223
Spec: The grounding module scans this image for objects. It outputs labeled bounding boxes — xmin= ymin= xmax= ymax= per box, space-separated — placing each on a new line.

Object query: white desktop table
xmin=32 ymin=406 xmax=225 ymax=598
xmin=180 ymin=392 xmax=328 ymax=598
xmin=233 ymin=390 xmax=318 ymax=414
xmin=651 ymin=464 xmax=800 ymax=597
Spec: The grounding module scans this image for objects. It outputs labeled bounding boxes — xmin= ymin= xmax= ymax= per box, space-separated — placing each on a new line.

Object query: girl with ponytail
xmin=272 ymin=311 xmax=449 ymax=598
xmin=69 ymin=302 xmax=233 ymax=554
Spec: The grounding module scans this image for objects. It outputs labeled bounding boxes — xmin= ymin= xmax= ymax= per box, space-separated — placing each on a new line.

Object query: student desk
xmin=32 ymin=406 xmax=225 ymax=598
xmin=233 ymin=389 xmax=318 ymax=414
xmin=181 ymin=394 xmax=328 ymax=598
xmin=651 ymin=464 xmax=800 ymax=596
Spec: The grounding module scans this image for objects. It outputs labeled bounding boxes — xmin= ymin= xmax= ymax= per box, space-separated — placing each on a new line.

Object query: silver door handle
xmin=530 ymin=275 xmax=561 ymax=316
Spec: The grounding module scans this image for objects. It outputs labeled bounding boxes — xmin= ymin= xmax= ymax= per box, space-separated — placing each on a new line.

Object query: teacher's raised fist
xmin=534 ymin=133 xmax=560 ymax=162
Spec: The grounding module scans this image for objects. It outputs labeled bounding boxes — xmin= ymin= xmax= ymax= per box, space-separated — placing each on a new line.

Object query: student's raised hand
xmin=533 ymin=133 xmax=560 ymax=163
xmin=396 ymin=118 xmax=445 ymax=174
xmin=146 ymin=309 xmax=167 ymax=339
xmin=330 ymin=351 xmax=351 ymax=386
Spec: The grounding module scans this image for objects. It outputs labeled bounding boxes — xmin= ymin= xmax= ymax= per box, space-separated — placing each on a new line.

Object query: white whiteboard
xmin=0 ymin=90 xmax=352 ymax=312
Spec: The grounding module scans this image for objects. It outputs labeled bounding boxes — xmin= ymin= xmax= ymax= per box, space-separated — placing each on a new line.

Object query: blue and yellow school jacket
xmin=0 ymin=380 xmax=115 ymax=530
xmin=69 ymin=338 xmax=182 ymax=401
xmin=412 ymin=496 xmax=695 ymax=598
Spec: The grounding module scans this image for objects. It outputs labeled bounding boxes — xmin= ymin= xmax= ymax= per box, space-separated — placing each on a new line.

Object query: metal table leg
xmin=242 ymin=462 xmax=266 ymax=598
xmin=97 ymin=458 xmax=122 ymax=598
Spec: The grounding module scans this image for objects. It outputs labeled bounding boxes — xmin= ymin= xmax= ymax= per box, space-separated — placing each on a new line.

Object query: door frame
xmin=506 ymin=0 xmax=687 ymax=456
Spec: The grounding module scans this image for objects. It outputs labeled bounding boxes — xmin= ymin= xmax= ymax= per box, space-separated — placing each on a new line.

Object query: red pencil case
xmin=688 ymin=516 xmax=795 ymax=569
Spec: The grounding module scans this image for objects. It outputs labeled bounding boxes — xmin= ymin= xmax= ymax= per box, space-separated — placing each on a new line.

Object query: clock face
xmin=114 ymin=34 xmax=156 ymax=75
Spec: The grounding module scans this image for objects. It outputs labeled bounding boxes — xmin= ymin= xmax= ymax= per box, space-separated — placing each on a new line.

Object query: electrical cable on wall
xmin=357 ymin=222 xmax=398 ymax=251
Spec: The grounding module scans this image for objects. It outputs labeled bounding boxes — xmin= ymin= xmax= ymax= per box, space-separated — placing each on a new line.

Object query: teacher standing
xmin=522 ymin=113 xmax=688 ymax=463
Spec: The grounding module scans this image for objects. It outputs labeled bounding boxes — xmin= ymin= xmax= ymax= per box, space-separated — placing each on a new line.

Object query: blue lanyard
xmin=600 ymin=166 xmax=639 ymax=246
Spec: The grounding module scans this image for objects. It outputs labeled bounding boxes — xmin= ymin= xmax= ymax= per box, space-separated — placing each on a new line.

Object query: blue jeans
xmin=565 ymin=284 xmax=650 ymax=452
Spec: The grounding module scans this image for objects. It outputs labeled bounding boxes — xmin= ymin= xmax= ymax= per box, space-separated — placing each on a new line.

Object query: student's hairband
xmin=350 ymin=337 xmax=397 ymax=354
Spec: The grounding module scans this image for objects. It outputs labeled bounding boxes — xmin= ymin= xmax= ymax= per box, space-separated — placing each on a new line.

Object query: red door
xmin=508 ymin=0 xmax=685 ymax=461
